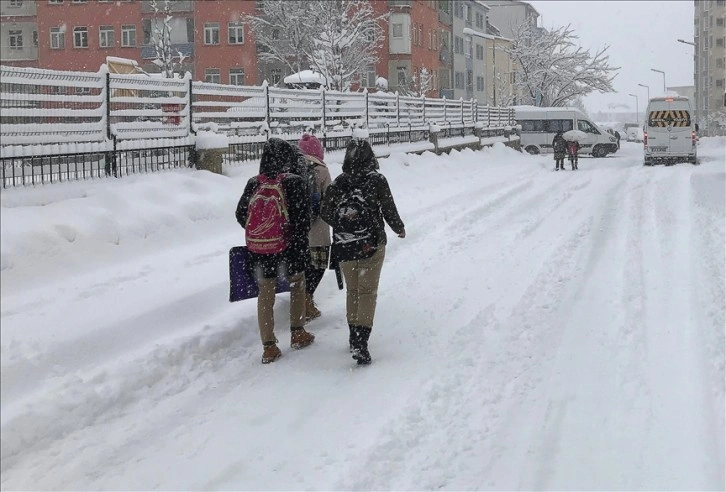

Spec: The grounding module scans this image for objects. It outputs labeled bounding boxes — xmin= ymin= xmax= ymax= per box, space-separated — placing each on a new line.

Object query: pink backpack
xmin=245 ymin=174 xmax=291 ymax=254
xmin=567 ymin=141 xmax=578 ymax=155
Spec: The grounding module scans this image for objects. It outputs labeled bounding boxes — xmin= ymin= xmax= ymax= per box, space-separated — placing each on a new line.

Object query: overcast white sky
xmin=527 ymin=1 xmax=694 ymax=114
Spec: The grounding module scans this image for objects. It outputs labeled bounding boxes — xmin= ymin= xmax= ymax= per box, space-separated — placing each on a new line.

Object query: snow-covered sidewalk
xmin=1 ymin=139 xmax=724 ymax=490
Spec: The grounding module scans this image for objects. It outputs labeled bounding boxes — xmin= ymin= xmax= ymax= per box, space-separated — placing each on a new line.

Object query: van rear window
xmin=648 ymin=110 xmax=691 ymax=127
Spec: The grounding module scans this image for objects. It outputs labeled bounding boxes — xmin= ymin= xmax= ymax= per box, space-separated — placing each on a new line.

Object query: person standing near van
xmin=566 ymin=139 xmax=580 ymax=170
xmin=236 ymin=138 xmax=316 ymax=364
xmin=321 ymin=139 xmax=406 ymax=365
xmin=552 ymin=130 xmax=567 ymax=171
xmin=297 ymin=133 xmax=332 ymax=322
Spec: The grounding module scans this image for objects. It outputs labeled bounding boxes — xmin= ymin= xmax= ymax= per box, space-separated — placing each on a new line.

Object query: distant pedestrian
xmin=566 ymin=139 xmax=580 ymax=170
xmin=321 ymin=139 xmax=406 ymax=365
xmin=552 ymin=130 xmax=567 ymax=171
xmin=235 ymin=138 xmax=315 ymax=364
xmin=614 ymin=130 xmax=621 ymax=150
xmin=297 ymin=133 xmax=332 ymax=323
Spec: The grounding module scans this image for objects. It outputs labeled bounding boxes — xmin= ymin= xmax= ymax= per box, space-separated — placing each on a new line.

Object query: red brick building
xmin=36 ymin=0 xmax=143 ymax=72
xmin=193 ymin=0 xmax=257 ymax=86
xmin=369 ymin=0 xmax=452 ymax=97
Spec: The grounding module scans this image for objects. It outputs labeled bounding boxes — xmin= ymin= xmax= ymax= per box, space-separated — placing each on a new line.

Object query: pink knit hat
xmin=298 ymin=133 xmax=324 ymax=161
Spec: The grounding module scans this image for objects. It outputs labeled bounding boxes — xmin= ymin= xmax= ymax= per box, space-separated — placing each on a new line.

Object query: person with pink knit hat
xmin=297 ymin=133 xmax=332 ymax=322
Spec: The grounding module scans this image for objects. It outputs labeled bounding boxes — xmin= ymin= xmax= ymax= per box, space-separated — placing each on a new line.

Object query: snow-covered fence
xmin=1 ymin=64 xmax=516 ymax=187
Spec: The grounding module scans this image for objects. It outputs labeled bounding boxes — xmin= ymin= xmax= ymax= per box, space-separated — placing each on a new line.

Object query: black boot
xmin=351 ymin=326 xmax=372 ymax=365
xmin=348 ymin=324 xmax=355 ymax=353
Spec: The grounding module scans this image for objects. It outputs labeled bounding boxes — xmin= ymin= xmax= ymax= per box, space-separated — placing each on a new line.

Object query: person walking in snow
xmin=566 ymin=139 xmax=580 ymax=170
xmin=321 ymin=138 xmax=406 ymax=365
xmin=297 ymin=133 xmax=332 ymax=323
xmin=552 ymin=130 xmax=567 ymax=171
xmin=235 ymin=138 xmax=315 ymax=364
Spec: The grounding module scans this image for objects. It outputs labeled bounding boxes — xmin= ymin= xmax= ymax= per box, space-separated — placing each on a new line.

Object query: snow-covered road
xmin=1 ymin=140 xmax=724 ymax=490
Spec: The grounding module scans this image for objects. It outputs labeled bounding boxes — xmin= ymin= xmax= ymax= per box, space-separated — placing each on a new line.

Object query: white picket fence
xmin=1 ymin=64 xmax=515 ymax=157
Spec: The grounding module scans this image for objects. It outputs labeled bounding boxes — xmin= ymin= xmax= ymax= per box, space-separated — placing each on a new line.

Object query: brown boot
xmin=261 ymin=343 xmax=282 ymax=364
xmin=290 ymin=327 xmax=315 ymax=349
xmin=305 ymin=294 xmax=321 ymax=323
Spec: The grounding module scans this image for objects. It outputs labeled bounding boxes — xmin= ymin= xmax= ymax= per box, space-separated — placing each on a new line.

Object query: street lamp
xmin=651 ymin=68 xmax=666 ymax=92
xmin=677 ymin=39 xmax=699 ymax=128
xmin=629 ymin=93 xmax=639 ymax=124
xmin=638 ymin=83 xmax=650 ymax=102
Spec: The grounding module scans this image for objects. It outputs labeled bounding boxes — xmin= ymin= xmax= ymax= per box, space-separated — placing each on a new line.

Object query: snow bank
xmin=195 ymin=131 xmax=230 ymax=150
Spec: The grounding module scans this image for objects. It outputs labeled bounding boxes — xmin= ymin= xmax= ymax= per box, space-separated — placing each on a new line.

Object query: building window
xmin=73 ymin=27 xmax=88 ymax=48
xmin=99 ymin=25 xmax=115 ymax=48
xmin=71 ymin=0 xmax=87 ymax=3
xmin=8 ymin=30 xmax=23 ymax=50
xmin=397 ymin=66 xmax=407 ymax=87
xmin=50 ymin=27 xmax=65 ymax=49
xmin=392 ymin=23 xmax=403 ymax=38
xmin=270 ymin=68 xmax=282 ymax=85
xmin=717 ymin=79 xmax=725 ymax=87
xmin=717 ymin=18 xmax=724 ymax=27
xmin=33 ymin=30 xmax=38 ymax=46
xmin=454 ymin=35 xmax=464 ymax=54
xmin=476 ymin=76 xmax=484 ymax=92
xmin=204 ymin=68 xmax=221 ymax=84
xmin=465 ymin=37 xmax=472 ymax=57
xmin=476 ymin=44 xmax=484 ymax=60
xmin=121 ymin=25 xmax=136 ymax=47
xmin=204 ymin=23 xmax=220 ymax=45
xmin=229 ymin=68 xmax=246 ymax=85
xmin=9 ymin=0 xmax=23 ymax=7
xmin=476 ymin=12 xmax=484 ymax=29
xmin=717 ymin=37 xmax=725 ymax=47
xmin=271 ymin=28 xmax=280 ymax=40
xmin=49 ymin=0 xmax=64 ymax=3
xmin=455 ymin=71 xmax=464 ymax=89
xmin=359 ymin=64 xmax=376 ymax=88
xmin=228 ymin=22 xmax=244 ymax=44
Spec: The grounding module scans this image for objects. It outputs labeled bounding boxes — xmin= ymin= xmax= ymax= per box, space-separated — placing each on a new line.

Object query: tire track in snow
xmin=338 ymin=170 xmax=629 ymax=490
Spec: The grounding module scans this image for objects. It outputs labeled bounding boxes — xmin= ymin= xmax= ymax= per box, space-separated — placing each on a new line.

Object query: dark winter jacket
xmin=552 ymin=133 xmax=567 ymax=154
xmin=235 ymin=138 xmax=311 ymax=274
xmin=321 ymin=139 xmax=405 ymax=249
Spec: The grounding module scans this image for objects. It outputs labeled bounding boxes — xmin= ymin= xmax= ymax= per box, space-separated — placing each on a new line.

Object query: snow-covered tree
xmin=244 ymin=1 xmax=312 ymax=76
xmin=400 ymin=67 xmax=435 ymax=97
xmin=149 ymin=0 xmax=186 ymax=78
xmin=505 ymin=22 xmax=618 ymax=107
xmin=304 ymin=0 xmax=387 ymax=92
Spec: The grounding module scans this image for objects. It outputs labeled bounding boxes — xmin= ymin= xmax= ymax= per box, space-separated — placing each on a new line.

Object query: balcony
xmin=141 ymin=43 xmax=194 ymax=60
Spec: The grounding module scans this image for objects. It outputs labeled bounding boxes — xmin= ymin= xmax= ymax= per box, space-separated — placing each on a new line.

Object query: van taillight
xmin=692 ymin=130 xmax=696 ymax=143
xmin=644 ymin=131 xmax=648 ymax=147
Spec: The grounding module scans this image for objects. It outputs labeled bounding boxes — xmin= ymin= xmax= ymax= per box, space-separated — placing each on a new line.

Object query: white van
xmin=643 ymin=96 xmax=698 ymax=165
xmin=514 ymin=106 xmax=619 ymax=157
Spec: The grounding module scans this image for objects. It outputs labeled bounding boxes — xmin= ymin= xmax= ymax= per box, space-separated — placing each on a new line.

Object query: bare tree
xmin=400 ymin=67 xmax=435 ymax=97
xmin=505 ymin=22 xmax=618 ymax=107
xmin=304 ymin=0 xmax=387 ymax=92
xmin=149 ymin=0 xmax=186 ymax=78
xmin=244 ymin=0 xmax=312 ymax=76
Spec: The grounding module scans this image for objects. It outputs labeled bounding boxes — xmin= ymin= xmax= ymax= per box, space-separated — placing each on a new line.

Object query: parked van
xmin=643 ymin=96 xmax=698 ymax=165
xmin=514 ymin=106 xmax=619 ymax=157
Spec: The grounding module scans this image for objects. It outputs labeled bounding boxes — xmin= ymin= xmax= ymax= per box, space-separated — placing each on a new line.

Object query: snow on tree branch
xmin=505 ymin=23 xmax=619 ymax=107
xmin=244 ymin=0 xmax=313 ymax=77
xmin=399 ymin=67 xmax=435 ymax=98
xmin=149 ymin=0 xmax=185 ymax=78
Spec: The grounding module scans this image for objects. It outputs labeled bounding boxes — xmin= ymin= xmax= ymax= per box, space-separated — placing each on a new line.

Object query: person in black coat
xmin=552 ymin=130 xmax=567 ymax=171
xmin=321 ymin=138 xmax=406 ymax=365
xmin=235 ymin=138 xmax=315 ymax=364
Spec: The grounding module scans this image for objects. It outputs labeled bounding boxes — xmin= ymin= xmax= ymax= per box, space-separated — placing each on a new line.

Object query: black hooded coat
xmin=320 ymin=139 xmax=405 ymax=250
xmin=235 ymin=138 xmax=310 ymax=274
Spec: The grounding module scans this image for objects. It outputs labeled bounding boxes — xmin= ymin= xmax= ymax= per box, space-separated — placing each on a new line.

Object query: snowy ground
xmin=1 ymin=139 xmax=724 ymax=491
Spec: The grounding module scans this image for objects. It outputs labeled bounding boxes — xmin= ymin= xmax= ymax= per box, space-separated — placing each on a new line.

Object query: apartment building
xmin=452 ymin=0 xmax=488 ymax=102
xmin=193 ymin=0 xmax=257 ymax=86
xmin=694 ymin=0 xmax=726 ymax=134
xmin=0 ymin=0 xmax=39 ymax=68
xmin=482 ymin=0 xmax=538 ymax=40
xmin=370 ymin=0 xmax=450 ymax=97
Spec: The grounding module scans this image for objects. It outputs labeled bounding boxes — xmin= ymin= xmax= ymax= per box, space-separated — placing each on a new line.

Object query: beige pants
xmin=257 ymin=272 xmax=306 ymax=344
xmin=340 ymin=245 xmax=386 ymax=328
